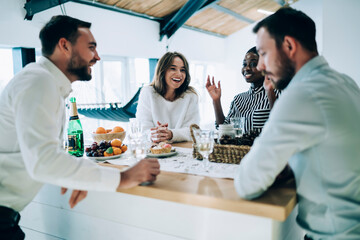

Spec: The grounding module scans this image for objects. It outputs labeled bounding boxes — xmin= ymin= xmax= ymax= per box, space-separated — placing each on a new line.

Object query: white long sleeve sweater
xmin=136 ymin=85 xmax=200 ymax=142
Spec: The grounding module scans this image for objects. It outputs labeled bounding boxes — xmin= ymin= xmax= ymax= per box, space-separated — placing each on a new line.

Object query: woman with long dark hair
xmin=136 ymin=51 xmax=199 ymax=142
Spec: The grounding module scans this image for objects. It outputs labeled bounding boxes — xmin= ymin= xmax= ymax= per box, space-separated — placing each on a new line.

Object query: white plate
xmin=87 ymin=154 xmax=122 ymax=161
xmin=146 ymin=150 xmax=178 ymax=158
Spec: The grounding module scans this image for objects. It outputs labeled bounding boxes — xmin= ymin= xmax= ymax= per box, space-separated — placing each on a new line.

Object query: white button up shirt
xmin=0 ymin=57 xmax=120 ymax=212
xmin=234 ymin=56 xmax=360 ymax=239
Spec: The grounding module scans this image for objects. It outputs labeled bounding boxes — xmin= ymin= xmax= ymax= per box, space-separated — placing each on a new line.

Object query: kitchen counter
xmin=19 ymin=141 xmax=303 ymax=239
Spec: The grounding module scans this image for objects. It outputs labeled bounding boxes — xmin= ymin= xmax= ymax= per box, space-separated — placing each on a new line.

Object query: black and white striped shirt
xmin=222 ymin=86 xmax=280 ymax=133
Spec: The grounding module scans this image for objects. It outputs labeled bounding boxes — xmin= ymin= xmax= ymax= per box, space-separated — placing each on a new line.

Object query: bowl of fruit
xmin=85 ymin=138 xmax=128 ymax=160
xmin=91 ymin=126 xmax=126 ymax=143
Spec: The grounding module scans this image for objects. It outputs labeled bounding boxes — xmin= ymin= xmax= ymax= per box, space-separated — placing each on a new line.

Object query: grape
xmin=91 ymin=144 xmax=98 ymax=151
xmin=97 ymin=149 xmax=104 ymax=156
xmin=99 ymin=140 xmax=107 ymax=149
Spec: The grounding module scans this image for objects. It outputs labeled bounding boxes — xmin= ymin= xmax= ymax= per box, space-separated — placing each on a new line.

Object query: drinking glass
xmin=129 ymin=118 xmax=142 ymax=139
xmin=129 ymin=133 xmax=148 ymax=162
xmin=230 ymin=117 xmax=245 ymax=138
xmin=129 ymin=132 xmax=154 ymax=186
xmin=194 ymin=130 xmax=214 ymax=171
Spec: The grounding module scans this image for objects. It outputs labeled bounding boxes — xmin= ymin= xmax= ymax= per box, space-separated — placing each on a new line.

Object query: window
xmin=67 ymin=56 xmax=150 ymax=141
xmin=189 ymin=61 xmax=217 ymax=128
xmin=133 ymin=58 xmax=150 ymax=90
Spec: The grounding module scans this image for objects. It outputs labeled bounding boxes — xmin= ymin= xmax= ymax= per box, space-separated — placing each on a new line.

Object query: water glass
xmin=129 ymin=118 xmax=142 ymax=138
xmin=194 ymin=130 xmax=214 ymax=171
xmin=230 ymin=117 xmax=245 ymax=138
xmin=129 ymin=133 xmax=148 ymax=162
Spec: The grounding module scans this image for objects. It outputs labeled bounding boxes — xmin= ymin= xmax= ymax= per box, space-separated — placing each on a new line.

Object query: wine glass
xmin=194 ymin=130 xmax=214 ymax=171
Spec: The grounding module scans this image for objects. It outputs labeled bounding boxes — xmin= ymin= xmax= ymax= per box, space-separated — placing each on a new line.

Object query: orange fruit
xmin=120 ymin=145 xmax=127 ymax=153
xmin=106 ymin=129 xmax=112 ymax=133
xmin=113 ymin=147 xmax=122 ymax=155
xmin=95 ymin=127 xmax=106 ymax=134
xmin=104 ymin=151 xmax=113 ymax=157
xmin=112 ymin=126 xmax=124 ymax=133
xmin=111 ymin=139 xmax=122 ymax=147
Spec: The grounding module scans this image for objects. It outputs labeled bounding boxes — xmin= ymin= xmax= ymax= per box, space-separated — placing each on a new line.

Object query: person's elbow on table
xmin=116 ymin=158 xmax=160 ymax=190
xmin=234 ymin=173 xmax=266 ymax=200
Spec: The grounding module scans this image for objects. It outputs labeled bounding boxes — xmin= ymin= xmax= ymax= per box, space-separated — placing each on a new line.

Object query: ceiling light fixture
xmin=257 ymin=9 xmax=274 ymax=15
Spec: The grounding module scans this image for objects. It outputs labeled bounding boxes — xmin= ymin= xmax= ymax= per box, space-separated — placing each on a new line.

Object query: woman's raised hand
xmin=263 ymin=74 xmax=274 ymax=93
xmin=263 ymin=75 xmax=277 ymax=109
xmin=206 ymin=75 xmax=221 ymax=101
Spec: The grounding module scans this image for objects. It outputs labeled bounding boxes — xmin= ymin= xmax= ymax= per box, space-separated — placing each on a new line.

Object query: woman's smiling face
xmin=241 ymin=52 xmax=264 ymax=86
xmin=165 ymin=56 xmax=186 ymax=92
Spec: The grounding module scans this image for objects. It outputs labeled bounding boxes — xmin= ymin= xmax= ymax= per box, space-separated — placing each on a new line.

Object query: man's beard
xmin=273 ymin=49 xmax=296 ymax=90
xmin=67 ymin=51 xmax=92 ymax=81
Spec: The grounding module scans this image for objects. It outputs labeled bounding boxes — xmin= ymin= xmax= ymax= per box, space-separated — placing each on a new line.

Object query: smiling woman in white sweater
xmin=136 ymin=52 xmax=200 ymax=142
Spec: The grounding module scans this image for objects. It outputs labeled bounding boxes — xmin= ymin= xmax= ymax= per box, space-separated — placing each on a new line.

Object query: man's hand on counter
xmin=117 ymin=158 xmax=160 ymax=190
xmin=61 ymin=187 xmax=88 ymax=209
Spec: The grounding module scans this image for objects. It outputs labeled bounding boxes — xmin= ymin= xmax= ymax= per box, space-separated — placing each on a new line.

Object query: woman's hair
xmin=246 ymin=46 xmax=259 ymax=56
xmin=150 ymin=51 xmax=196 ymax=100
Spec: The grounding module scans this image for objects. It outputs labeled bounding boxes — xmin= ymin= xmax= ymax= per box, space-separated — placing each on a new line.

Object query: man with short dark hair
xmin=234 ymin=7 xmax=360 ymax=239
xmin=0 ymin=15 xmax=160 ymax=239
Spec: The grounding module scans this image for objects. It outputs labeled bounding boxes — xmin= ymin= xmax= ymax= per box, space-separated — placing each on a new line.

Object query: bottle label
xmin=68 ymin=133 xmax=84 ymax=157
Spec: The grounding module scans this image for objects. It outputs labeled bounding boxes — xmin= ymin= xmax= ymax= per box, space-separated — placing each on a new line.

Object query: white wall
xmin=0 ymin=0 xmax=42 ymax=48
xmin=322 ymin=0 xmax=360 ymax=85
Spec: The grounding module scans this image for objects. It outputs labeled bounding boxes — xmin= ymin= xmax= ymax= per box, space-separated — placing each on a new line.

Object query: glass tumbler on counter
xmin=129 ymin=118 xmax=142 ymax=139
xmin=218 ymin=124 xmax=235 ymax=145
xmin=129 ymin=133 xmax=148 ymax=162
xmin=194 ymin=130 xmax=214 ymax=171
xmin=129 ymin=132 xmax=154 ymax=186
xmin=230 ymin=117 xmax=245 ymax=138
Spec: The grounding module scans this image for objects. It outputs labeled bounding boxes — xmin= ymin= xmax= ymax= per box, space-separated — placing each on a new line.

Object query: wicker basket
xmin=91 ymin=131 xmax=126 ymax=143
xmin=190 ymin=124 xmax=250 ymax=164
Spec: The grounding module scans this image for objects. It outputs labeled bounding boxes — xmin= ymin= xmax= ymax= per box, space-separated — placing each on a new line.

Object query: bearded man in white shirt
xmin=0 ymin=15 xmax=160 ymax=240
xmin=234 ymin=7 xmax=360 ymax=240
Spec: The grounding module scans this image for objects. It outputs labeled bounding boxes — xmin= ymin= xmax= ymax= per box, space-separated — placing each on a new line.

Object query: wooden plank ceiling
xmin=96 ymin=0 xmax=297 ymax=37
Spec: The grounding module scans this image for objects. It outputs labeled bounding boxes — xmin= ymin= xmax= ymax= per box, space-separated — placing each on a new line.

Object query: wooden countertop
xmin=101 ymin=141 xmax=297 ymax=222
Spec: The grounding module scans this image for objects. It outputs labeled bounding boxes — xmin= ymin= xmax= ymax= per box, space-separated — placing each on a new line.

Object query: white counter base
xmin=20 ymin=184 xmax=303 ymax=240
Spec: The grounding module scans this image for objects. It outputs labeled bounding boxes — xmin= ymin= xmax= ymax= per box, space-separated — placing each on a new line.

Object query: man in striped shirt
xmin=206 ymin=47 xmax=279 ymax=133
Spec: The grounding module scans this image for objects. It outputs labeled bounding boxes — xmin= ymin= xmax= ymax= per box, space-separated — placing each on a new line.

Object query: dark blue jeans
xmin=304 ymin=235 xmax=313 ymax=240
xmin=0 ymin=206 xmax=25 ymax=240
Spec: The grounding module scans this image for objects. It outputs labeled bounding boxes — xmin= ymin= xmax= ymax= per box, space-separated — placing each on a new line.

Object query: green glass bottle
xmin=67 ymin=97 xmax=84 ymax=157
